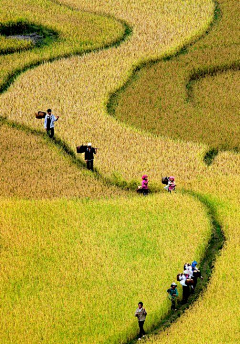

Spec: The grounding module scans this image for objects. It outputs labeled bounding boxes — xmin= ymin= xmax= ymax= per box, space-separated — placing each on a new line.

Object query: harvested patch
xmin=0 ymin=20 xmax=58 ymax=54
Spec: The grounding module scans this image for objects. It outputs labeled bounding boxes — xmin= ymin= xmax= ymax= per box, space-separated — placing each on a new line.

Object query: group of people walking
xmin=38 ymin=110 xmax=178 ymax=182
xmin=39 ymin=110 xmax=202 ymax=342
xmin=167 ymin=260 xmax=203 ymax=311
xmin=134 ymin=261 xmax=202 ymax=341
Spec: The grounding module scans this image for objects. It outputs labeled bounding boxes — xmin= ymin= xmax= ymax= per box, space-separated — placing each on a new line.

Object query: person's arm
xmin=44 ymin=116 xmax=47 ymax=130
xmin=143 ymin=308 xmax=147 ymax=315
xmin=53 ymin=115 xmax=59 ymax=122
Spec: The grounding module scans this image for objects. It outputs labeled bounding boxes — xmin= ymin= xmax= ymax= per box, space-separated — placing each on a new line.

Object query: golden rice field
xmin=0 ymin=195 xmax=212 ymax=344
xmin=0 ymin=0 xmax=215 ymax=185
xmin=111 ymin=0 xmax=240 ymax=151
xmin=147 ymin=199 xmax=240 ymax=344
xmin=0 ymin=0 xmax=126 ymax=90
xmin=0 ymin=0 xmax=240 ymax=343
xmin=0 ymin=121 xmax=127 ymax=199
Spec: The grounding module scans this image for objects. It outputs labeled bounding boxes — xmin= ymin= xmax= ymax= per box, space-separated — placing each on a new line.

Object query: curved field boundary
xmin=125 ymin=191 xmax=225 ymax=343
xmin=107 ymin=1 xmax=220 ymax=130
xmin=107 ymin=0 xmax=239 ymax=162
xmin=186 ymin=62 xmax=240 ymax=101
xmin=0 ymin=0 xmax=231 ymax=341
xmin=0 ymin=0 xmax=132 ymax=94
xmin=0 ymin=116 xmax=225 ymax=342
xmin=0 ymin=0 xmax=216 ymax=185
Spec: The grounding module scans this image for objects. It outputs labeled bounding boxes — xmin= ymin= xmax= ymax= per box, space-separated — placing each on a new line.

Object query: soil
xmin=7 ymin=33 xmax=44 ymax=44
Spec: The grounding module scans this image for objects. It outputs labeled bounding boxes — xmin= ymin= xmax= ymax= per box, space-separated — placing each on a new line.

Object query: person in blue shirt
xmin=167 ymin=282 xmax=179 ymax=310
xmin=44 ymin=109 xmax=59 ymax=138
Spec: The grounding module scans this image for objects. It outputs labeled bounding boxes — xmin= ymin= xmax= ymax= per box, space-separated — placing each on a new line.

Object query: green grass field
xmin=0 ymin=195 xmax=211 ymax=343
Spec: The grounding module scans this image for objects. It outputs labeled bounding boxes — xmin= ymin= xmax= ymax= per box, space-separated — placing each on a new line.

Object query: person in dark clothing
xmin=191 ymin=261 xmax=203 ymax=289
xmin=85 ymin=143 xmax=97 ymax=171
xmin=167 ymin=282 xmax=179 ymax=310
xmin=135 ymin=302 xmax=147 ymax=340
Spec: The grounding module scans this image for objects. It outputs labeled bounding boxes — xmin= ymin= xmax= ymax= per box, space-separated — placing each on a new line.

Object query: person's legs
xmin=90 ymin=160 xmax=94 ymax=171
xmin=87 ymin=160 xmax=94 ymax=171
xmin=182 ymin=287 xmax=186 ymax=302
xmin=49 ymin=128 xmax=54 ymax=138
xmin=193 ymin=276 xmax=197 ymax=289
xmin=182 ymin=286 xmax=190 ymax=302
xmin=138 ymin=321 xmax=145 ymax=338
xmin=171 ymin=298 xmax=176 ymax=310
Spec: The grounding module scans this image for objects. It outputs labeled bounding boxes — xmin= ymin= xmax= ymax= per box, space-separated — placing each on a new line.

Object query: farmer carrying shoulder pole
xmin=44 ymin=109 xmax=59 ymax=138
xmin=135 ymin=302 xmax=147 ymax=340
xmin=85 ymin=143 xmax=97 ymax=171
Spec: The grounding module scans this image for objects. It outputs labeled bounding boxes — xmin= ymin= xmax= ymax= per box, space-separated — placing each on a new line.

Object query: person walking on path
xmin=85 ymin=143 xmax=97 ymax=171
xmin=179 ymin=271 xmax=190 ymax=303
xmin=44 ymin=109 xmax=59 ymax=138
xmin=135 ymin=302 xmax=147 ymax=340
xmin=167 ymin=282 xmax=179 ymax=310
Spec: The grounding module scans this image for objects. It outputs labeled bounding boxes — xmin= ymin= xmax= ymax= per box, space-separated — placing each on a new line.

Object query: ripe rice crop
xmin=0 ymin=194 xmax=211 ymax=344
xmin=0 ymin=0 xmax=125 ymax=90
xmin=0 ymin=0 xmax=240 ymax=342
xmin=147 ymin=198 xmax=240 ymax=344
xmin=0 ymin=0 xmax=215 ymax=186
xmin=111 ymin=0 xmax=240 ymax=151
xmin=0 ymin=122 xmax=127 ymax=199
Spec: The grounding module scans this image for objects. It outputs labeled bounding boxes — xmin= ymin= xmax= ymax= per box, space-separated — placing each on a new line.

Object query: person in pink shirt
xmin=137 ymin=175 xmax=149 ymax=195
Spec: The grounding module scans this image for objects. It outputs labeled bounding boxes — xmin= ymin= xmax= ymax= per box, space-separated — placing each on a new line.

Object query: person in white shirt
xmin=44 ymin=108 xmax=59 ymax=138
xmin=135 ymin=302 xmax=147 ymax=340
xmin=179 ymin=272 xmax=190 ymax=303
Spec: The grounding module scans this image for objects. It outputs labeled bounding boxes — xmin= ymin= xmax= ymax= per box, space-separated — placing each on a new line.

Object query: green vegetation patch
xmin=0 ymin=195 xmax=211 ymax=343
